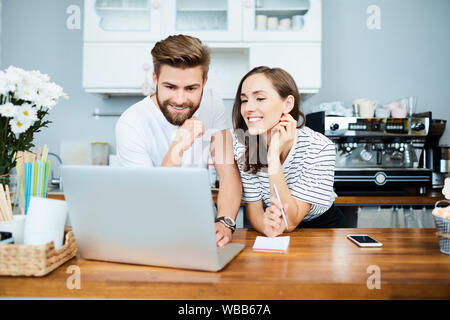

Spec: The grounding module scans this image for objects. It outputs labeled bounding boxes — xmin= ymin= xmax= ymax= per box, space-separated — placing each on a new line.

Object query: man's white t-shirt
xmin=115 ymin=89 xmax=229 ymax=168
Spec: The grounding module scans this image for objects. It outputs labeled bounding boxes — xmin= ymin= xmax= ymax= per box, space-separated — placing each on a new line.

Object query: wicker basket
xmin=434 ymin=216 xmax=450 ymax=255
xmin=433 ymin=200 xmax=450 ymax=255
xmin=0 ymin=229 xmax=78 ymax=277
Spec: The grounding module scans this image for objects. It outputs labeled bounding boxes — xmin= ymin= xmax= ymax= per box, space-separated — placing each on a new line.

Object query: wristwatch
xmin=215 ymin=216 xmax=236 ymax=233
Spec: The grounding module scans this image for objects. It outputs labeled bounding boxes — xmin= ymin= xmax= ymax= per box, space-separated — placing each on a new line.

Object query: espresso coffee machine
xmin=306 ymin=111 xmax=432 ymax=195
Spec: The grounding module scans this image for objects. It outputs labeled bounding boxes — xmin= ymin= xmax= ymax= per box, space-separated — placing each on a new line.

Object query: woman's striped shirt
xmin=233 ymin=126 xmax=337 ymax=221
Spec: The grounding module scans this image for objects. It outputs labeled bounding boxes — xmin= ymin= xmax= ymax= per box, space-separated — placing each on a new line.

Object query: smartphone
xmin=347 ymin=234 xmax=382 ymax=247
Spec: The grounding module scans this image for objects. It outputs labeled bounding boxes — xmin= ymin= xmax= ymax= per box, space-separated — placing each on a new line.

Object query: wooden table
xmin=1 ymin=228 xmax=449 ymax=299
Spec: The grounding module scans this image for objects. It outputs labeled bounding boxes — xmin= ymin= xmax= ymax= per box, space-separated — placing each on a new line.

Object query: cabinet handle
xmin=244 ymin=0 xmax=253 ymax=9
xmin=152 ymin=1 xmax=160 ymax=10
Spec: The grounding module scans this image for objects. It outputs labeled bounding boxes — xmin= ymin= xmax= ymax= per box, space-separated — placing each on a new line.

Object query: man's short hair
xmin=151 ymin=34 xmax=211 ymax=80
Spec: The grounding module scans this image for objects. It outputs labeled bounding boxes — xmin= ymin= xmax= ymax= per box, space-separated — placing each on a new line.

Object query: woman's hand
xmin=263 ymin=197 xmax=289 ymax=237
xmin=268 ymin=113 xmax=297 ymax=159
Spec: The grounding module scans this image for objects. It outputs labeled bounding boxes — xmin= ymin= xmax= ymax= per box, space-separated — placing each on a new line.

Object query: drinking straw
xmin=24 ymin=162 xmax=28 ymax=214
xmin=29 ymin=161 xmax=32 ymax=201
xmin=0 ymin=184 xmax=12 ymax=221
xmin=31 ymin=161 xmax=36 ymax=197
xmin=20 ymin=167 xmax=25 ymax=214
xmin=37 ymin=160 xmax=42 ymax=197
xmin=43 ymin=160 xmax=50 ymax=198
xmin=24 ymin=162 xmax=31 ymax=215
xmin=40 ymin=161 xmax=44 ymax=197
xmin=15 ymin=151 xmax=24 ymax=214
xmin=0 ymin=185 xmax=8 ymax=221
xmin=26 ymin=158 xmax=30 ymax=199
xmin=41 ymin=160 xmax=44 ymax=197
xmin=31 ymin=161 xmax=35 ymax=197
xmin=41 ymin=145 xmax=48 ymax=164
xmin=41 ymin=161 xmax=45 ymax=197
xmin=23 ymin=162 xmax=27 ymax=213
xmin=5 ymin=184 xmax=13 ymax=219
xmin=35 ymin=161 xmax=40 ymax=198
xmin=0 ymin=200 xmax=7 ymax=221
xmin=13 ymin=178 xmax=23 ymax=215
xmin=33 ymin=161 xmax=37 ymax=196
xmin=36 ymin=146 xmax=42 ymax=161
xmin=0 ymin=194 xmax=8 ymax=221
xmin=45 ymin=161 xmax=51 ymax=197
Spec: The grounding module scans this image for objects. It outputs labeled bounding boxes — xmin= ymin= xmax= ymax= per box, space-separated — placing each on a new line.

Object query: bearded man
xmin=115 ymin=35 xmax=242 ymax=247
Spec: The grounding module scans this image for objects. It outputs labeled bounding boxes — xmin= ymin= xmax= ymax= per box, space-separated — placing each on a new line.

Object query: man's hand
xmin=215 ymin=222 xmax=232 ymax=247
xmin=163 ymin=117 xmax=205 ymax=167
xmin=173 ymin=117 xmax=205 ymax=152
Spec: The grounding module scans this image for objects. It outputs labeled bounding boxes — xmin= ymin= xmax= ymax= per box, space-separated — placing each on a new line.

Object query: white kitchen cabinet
xmin=83 ymin=43 xmax=154 ymax=94
xmin=249 ymin=44 xmax=321 ymax=93
xmin=243 ymin=0 xmax=321 ymax=42
xmin=204 ymin=47 xmax=250 ymax=98
xmin=167 ymin=0 xmax=243 ymax=42
xmin=85 ymin=0 xmax=320 ymax=42
xmin=83 ymin=43 xmax=250 ymax=98
xmin=84 ymin=0 xmax=162 ymax=42
xmin=84 ymin=0 xmax=242 ymax=42
xmin=83 ymin=0 xmax=322 ymax=96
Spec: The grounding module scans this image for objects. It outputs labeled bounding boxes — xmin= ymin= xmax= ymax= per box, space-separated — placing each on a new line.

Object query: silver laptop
xmin=61 ymin=165 xmax=244 ymax=272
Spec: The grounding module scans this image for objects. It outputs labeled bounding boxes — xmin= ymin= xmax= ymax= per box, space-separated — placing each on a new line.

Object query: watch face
xmin=224 ymin=216 xmax=235 ymax=226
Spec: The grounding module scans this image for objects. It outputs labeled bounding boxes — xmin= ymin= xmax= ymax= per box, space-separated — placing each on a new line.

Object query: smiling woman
xmin=232 ymin=66 xmax=345 ymax=236
xmin=233 ymin=66 xmax=304 ymax=174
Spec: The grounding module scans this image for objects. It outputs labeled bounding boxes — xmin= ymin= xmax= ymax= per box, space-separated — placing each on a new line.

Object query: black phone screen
xmin=350 ymin=235 xmax=379 ymax=243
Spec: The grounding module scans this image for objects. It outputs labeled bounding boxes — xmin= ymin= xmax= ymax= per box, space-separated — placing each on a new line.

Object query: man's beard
xmin=156 ymin=88 xmax=202 ymax=126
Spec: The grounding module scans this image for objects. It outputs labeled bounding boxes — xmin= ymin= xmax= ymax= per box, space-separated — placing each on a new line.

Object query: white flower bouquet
xmin=0 ymin=66 xmax=68 ymax=183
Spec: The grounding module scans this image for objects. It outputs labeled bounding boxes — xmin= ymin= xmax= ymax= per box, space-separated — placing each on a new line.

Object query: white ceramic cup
xmin=267 ymin=17 xmax=278 ymax=30
xmin=24 ymin=197 xmax=68 ymax=249
xmin=279 ymin=18 xmax=291 ymax=30
xmin=0 ymin=215 xmax=26 ymax=244
xmin=91 ymin=142 xmax=109 ymax=165
xmin=292 ymin=15 xmax=304 ymax=30
xmin=375 ymin=107 xmax=390 ymax=118
xmin=255 ymin=15 xmax=267 ymax=30
xmin=354 ymin=98 xmax=378 ymax=118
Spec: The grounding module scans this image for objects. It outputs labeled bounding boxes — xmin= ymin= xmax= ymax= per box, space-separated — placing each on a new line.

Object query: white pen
xmin=272 ymin=184 xmax=289 ymax=230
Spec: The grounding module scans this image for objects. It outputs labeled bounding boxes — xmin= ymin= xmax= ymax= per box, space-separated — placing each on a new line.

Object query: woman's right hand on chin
xmin=263 ymin=199 xmax=288 ymax=237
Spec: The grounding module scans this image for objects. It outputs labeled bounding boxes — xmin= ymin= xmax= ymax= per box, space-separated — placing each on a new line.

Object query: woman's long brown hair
xmin=232 ymin=66 xmax=306 ymax=174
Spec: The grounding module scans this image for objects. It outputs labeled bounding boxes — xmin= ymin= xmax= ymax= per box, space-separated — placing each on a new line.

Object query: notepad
xmin=252 ymin=236 xmax=290 ymax=253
